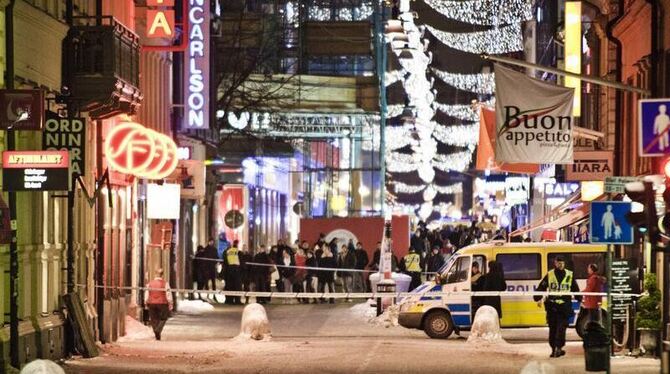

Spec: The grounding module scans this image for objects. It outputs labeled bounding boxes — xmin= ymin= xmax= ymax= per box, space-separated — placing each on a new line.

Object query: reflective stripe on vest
xmin=227 ymin=248 xmax=240 ymax=266
xmin=547 ymin=269 xmax=573 ymax=304
xmin=405 ymin=253 xmax=421 ymax=272
xmin=147 ymin=278 xmax=168 ymax=305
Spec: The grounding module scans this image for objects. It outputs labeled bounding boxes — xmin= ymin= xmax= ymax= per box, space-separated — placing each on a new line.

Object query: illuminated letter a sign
xmin=147 ymin=0 xmax=175 ymax=39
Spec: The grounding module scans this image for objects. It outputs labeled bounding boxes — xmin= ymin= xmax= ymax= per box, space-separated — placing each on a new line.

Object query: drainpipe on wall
xmin=606 ymin=4 xmax=623 ymax=177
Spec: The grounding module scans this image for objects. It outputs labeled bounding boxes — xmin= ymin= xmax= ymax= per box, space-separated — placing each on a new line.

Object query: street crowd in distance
xmin=191 ymin=222 xmax=511 ymax=305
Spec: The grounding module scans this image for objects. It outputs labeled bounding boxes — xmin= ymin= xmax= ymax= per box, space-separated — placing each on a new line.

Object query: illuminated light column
xmin=565 ymin=1 xmax=582 ymax=117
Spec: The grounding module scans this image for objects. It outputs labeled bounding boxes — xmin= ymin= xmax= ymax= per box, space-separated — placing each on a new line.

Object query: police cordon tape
xmin=76 ymin=284 xmax=642 ymax=300
xmin=191 ymin=256 xmax=438 ymax=275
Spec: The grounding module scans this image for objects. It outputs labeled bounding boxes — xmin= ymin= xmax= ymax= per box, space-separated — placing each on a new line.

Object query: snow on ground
xmin=117 ymin=316 xmax=154 ymax=342
xmin=467 ymin=306 xmax=507 ymax=346
xmin=350 ymin=299 xmax=400 ymax=328
xmin=237 ymin=303 xmax=272 ymax=340
xmin=177 ymin=299 xmax=215 ymax=315
xmin=20 ymin=359 xmax=65 ymax=374
xmin=519 ymin=361 xmax=557 ymax=374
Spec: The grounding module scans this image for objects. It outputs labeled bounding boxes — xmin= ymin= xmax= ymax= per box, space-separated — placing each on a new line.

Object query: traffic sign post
xmin=639 ymin=98 xmax=670 ymax=156
xmin=590 ymin=201 xmax=634 ymax=245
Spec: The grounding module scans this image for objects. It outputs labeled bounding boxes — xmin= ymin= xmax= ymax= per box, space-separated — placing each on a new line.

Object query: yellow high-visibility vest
xmin=404 ymin=253 xmax=421 ymax=273
xmin=226 ymin=247 xmax=240 ymax=266
xmin=547 ymin=269 xmax=573 ymax=304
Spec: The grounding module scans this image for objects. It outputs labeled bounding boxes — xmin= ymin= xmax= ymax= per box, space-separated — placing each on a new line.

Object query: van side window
xmin=446 ymin=256 xmax=472 ymax=284
xmin=547 ymin=252 xmax=605 ymax=279
xmin=496 ymin=253 xmax=541 ymax=280
xmin=474 ymin=255 xmax=487 ymax=274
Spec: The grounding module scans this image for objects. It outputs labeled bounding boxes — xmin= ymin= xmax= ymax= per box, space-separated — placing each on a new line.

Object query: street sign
xmin=2 ymin=151 xmax=70 ymax=191
xmin=611 ymin=260 xmax=636 ymax=322
xmin=225 ymin=210 xmax=244 ymax=229
xmin=43 ymin=112 xmax=86 ymax=177
xmin=590 ymin=201 xmax=634 ymax=244
xmin=566 ymin=151 xmax=613 ymax=181
xmin=0 ymin=89 xmax=44 ymax=130
xmin=604 ymin=176 xmax=638 ymax=194
xmin=639 ymin=98 xmax=670 ymax=156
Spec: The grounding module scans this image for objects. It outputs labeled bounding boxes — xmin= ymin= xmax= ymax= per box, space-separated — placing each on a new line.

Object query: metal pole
xmin=606 ymin=244 xmax=613 ymax=374
xmin=96 ymin=119 xmax=105 ymax=343
xmin=481 ymin=54 xmax=651 ymax=96
xmin=374 ymin=0 xmax=387 ymax=216
xmin=5 ymin=0 xmax=20 ymax=369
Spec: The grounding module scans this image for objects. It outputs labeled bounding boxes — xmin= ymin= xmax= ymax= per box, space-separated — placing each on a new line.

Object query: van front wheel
xmin=423 ymin=311 xmax=454 ymax=339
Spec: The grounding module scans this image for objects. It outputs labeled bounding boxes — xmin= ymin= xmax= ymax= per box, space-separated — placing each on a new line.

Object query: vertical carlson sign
xmin=184 ymin=0 xmax=210 ymax=129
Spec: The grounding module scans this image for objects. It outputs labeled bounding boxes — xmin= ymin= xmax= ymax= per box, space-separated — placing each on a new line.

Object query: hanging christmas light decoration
xmin=425 ymin=24 xmax=524 ymax=54
xmin=431 ymin=68 xmax=495 ymax=95
xmin=434 ymin=183 xmax=463 ymax=194
xmin=392 ymin=181 xmax=464 ymax=195
xmin=433 ymin=151 xmax=474 ymax=172
xmin=386 ymin=70 xmax=404 ymax=87
xmin=431 ymin=122 xmax=479 ymax=146
xmin=434 ymin=102 xmax=480 ymax=122
xmin=422 ymin=0 xmax=533 ymax=26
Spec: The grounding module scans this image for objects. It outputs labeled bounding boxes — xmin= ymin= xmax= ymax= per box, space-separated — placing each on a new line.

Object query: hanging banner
xmin=43 ymin=112 xmax=86 ymax=177
xmin=183 ymin=0 xmax=210 ymax=129
xmin=494 ymin=64 xmax=575 ymax=164
xmin=476 ymin=107 xmax=540 ymax=174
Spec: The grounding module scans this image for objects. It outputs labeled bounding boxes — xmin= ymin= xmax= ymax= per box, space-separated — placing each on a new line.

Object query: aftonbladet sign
xmin=2 ymin=151 xmax=70 ymax=191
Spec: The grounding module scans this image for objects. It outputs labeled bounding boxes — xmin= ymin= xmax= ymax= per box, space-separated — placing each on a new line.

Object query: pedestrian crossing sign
xmin=589 ymin=201 xmax=633 ymax=244
xmin=639 ymin=98 xmax=670 ymax=156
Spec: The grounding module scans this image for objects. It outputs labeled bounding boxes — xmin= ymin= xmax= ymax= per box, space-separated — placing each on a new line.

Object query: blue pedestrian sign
xmin=639 ymin=98 xmax=670 ymax=156
xmin=590 ymin=201 xmax=633 ymax=244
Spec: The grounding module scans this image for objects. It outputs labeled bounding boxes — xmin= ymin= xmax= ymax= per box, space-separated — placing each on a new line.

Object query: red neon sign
xmin=104 ymin=122 xmax=178 ymax=180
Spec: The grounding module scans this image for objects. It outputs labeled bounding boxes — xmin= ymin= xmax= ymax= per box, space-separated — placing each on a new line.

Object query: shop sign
xmin=495 ymin=64 xmax=574 ymax=164
xmin=544 ymin=182 xmax=579 ymax=198
xmin=104 ymin=121 xmax=178 ymax=180
xmin=146 ymin=1 xmax=175 ymax=39
xmin=224 ymin=210 xmax=244 ymax=229
xmin=0 ymin=89 xmax=44 ymax=130
xmin=147 ymin=183 xmax=181 ymax=219
xmin=505 ymin=176 xmax=529 ymax=205
xmin=170 ymin=160 xmax=205 ymax=198
xmin=566 ymin=151 xmax=613 ymax=181
xmin=43 ymin=112 xmax=86 ymax=176
xmin=184 ymin=0 xmax=210 ymax=129
xmin=604 ymin=176 xmax=639 ymax=194
xmin=2 ymin=151 xmax=69 ymax=191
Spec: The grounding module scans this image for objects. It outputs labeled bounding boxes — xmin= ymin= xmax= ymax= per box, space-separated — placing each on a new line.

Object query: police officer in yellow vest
xmin=224 ymin=240 xmax=242 ymax=305
xmin=533 ymin=256 xmax=582 ymax=358
xmin=401 ymin=247 xmax=423 ymax=290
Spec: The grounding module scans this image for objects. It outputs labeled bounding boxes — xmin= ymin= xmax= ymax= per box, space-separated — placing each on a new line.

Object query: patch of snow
xmin=238 ymin=303 xmax=272 ymax=341
xmin=177 ymin=299 xmax=216 ymax=315
xmin=20 ymin=359 xmax=65 ymax=374
xmin=467 ymin=306 xmax=506 ymax=345
xmin=369 ymin=304 xmax=400 ymax=328
xmin=350 ymin=299 xmax=377 ymax=320
xmin=118 ymin=316 xmax=154 ymax=342
xmin=519 ymin=361 xmax=557 ymax=374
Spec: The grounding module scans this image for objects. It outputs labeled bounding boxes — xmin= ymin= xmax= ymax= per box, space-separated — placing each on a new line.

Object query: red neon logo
xmin=104 ymin=122 xmax=178 ymax=179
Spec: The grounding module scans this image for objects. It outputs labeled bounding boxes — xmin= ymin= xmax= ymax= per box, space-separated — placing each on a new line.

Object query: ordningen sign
xmin=494 ymin=64 xmax=575 ymax=164
xmin=184 ymin=0 xmax=210 ymax=129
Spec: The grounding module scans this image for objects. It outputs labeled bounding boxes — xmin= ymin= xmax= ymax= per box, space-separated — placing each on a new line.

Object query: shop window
xmin=496 ymin=253 xmax=541 ymax=280
xmin=547 ymin=252 xmax=605 ymax=279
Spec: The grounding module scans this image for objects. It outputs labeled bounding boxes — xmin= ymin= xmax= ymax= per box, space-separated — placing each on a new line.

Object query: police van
xmin=397 ymin=242 xmax=608 ymax=339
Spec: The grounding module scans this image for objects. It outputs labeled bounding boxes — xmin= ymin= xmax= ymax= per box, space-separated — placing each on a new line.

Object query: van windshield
xmin=438 ymin=254 xmax=457 ymax=276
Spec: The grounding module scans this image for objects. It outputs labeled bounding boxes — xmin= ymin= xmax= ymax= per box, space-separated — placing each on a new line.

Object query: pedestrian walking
xmin=337 ymin=245 xmax=356 ymax=301
xmin=203 ymin=238 xmax=219 ymax=291
xmin=479 ymin=261 xmax=507 ymax=319
xmin=251 ymin=245 xmax=273 ymax=304
xmin=533 ymin=256 xmax=581 ymax=358
xmin=305 ymin=250 xmax=319 ymax=303
xmin=401 ymin=247 xmax=423 ymax=290
xmin=224 ymin=240 xmax=242 ymax=305
xmin=353 ymin=242 xmax=369 ymax=292
xmin=145 ymin=269 xmax=172 ymax=340
xmin=318 ymin=247 xmax=337 ymax=303
xmin=581 ymin=263 xmax=605 ymax=322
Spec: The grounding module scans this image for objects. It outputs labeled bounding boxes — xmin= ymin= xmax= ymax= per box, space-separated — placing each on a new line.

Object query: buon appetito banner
xmin=494 ymin=64 xmax=575 ymax=164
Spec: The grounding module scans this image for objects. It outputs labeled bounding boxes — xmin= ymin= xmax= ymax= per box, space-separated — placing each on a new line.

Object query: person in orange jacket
xmin=145 ymin=268 xmax=173 ymax=340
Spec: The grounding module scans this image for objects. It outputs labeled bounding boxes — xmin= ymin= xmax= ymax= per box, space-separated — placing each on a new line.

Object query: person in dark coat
xmin=239 ymin=244 xmax=253 ymax=304
xmin=269 ymin=245 xmax=283 ymax=292
xmin=203 ymin=238 xmax=219 ymax=291
xmin=337 ymin=245 xmax=356 ymax=300
xmin=410 ymin=229 xmax=426 ymax=255
xmin=305 ymin=250 xmax=319 ymax=304
xmin=318 ymin=247 xmax=337 ymax=303
xmin=368 ymin=242 xmax=382 ymax=271
xmin=278 ymin=250 xmax=296 ymax=300
xmin=480 ymin=261 xmax=507 ymax=319
xmin=193 ymin=245 xmax=208 ymax=291
xmin=251 ymin=244 xmax=273 ymax=304
xmin=353 ymin=242 xmax=369 ymax=292
xmin=426 ymin=246 xmax=445 ymax=280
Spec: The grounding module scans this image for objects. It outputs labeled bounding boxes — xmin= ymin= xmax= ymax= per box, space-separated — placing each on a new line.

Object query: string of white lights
xmin=422 ymin=0 xmax=533 ymax=26
xmin=434 ymin=103 xmax=479 ymax=122
xmin=425 ymin=24 xmax=524 ymax=54
xmin=430 ymin=68 xmax=495 ymax=95
xmin=387 ymin=126 xmax=413 ymax=150
xmin=432 ymin=122 xmax=479 ymax=146
xmin=386 ymin=104 xmax=405 ymax=118
xmin=386 ymin=70 xmax=404 ymax=87
xmin=434 ymin=183 xmax=463 ymax=194
xmin=393 ymin=181 xmax=463 ymax=195
xmin=433 ymin=151 xmax=474 ymax=172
